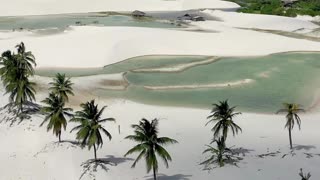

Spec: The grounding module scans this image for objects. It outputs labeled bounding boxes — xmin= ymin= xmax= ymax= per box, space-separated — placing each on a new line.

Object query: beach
xmin=0 ymin=0 xmax=320 ymax=179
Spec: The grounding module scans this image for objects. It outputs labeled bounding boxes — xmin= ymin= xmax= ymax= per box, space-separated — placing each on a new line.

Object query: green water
xmin=35 ymin=55 xmax=210 ymax=77
xmin=0 ymin=13 xmax=179 ymax=31
xmin=36 ymin=53 xmax=320 ymax=113
xmin=97 ymin=53 xmax=320 ymax=112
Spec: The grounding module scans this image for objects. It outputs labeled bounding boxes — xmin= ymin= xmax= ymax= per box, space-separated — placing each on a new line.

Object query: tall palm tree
xmin=40 ymin=93 xmax=73 ymax=142
xmin=49 ymin=73 xmax=74 ymax=102
xmin=276 ymin=103 xmax=305 ymax=149
xmin=70 ymin=100 xmax=115 ymax=160
xmin=15 ymin=42 xmax=36 ymax=75
xmin=124 ymin=118 xmax=178 ymax=180
xmin=200 ymin=137 xmax=235 ymax=168
xmin=206 ymin=100 xmax=242 ymax=146
xmin=0 ymin=43 xmax=36 ymax=115
xmin=6 ymin=77 xmax=36 ymax=114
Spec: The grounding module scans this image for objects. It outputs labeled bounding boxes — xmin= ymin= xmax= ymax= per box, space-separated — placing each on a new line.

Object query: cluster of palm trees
xmin=201 ymin=100 xmax=305 ymax=168
xmin=0 ymin=42 xmax=36 ymax=118
xmin=39 ymin=74 xmax=177 ymax=179
xmin=201 ymin=100 xmax=242 ymax=168
xmin=0 ymin=43 xmax=310 ymax=180
xmin=39 ymin=73 xmax=116 ymax=161
xmin=40 ymin=73 xmax=74 ymax=142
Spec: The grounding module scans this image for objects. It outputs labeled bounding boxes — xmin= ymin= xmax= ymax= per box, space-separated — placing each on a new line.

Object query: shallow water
xmin=0 ymin=13 xmax=179 ymax=31
xmin=35 ymin=55 xmax=210 ymax=77
xmin=36 ymin=53 xmax=320 ymax=113
xmin=103 ymin=53 xmax=320 ymax=112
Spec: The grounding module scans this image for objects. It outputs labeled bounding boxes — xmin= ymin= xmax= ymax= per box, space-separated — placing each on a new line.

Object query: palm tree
xmin=6 ymin=77 xmax=36 ymax=115
xmin=200 ymin=137 xmax=236 ymax=168
xmin=276 ymin=103 xmax=305 ymax=149
xmin=15 ymin=42 xmax=36 ymax=75
xmin=124 ymin=118 xmax=178 ymax=180
xmin=70 ymin=100 xmax=115 ymax=160
xmin=206 ymin=100 xmax=242 ymax=146
xmin=40 ymin=93 xmax=73 ymax=142
xmin=49 ymin=73 xmax=74 ymax=102
xmin=299 ymin=168 xmax=311 ymax=180
xmin=0 ymin=43 xmax=36 ymax=115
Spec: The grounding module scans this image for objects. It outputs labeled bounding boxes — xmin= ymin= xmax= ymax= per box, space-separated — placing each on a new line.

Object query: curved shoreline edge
xmin=143 ymin=79 xmax=254 ymax=90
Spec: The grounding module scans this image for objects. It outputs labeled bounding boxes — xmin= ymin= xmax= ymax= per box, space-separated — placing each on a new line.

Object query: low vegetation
xmin=227 ymin=0 xmax=320 ymax=17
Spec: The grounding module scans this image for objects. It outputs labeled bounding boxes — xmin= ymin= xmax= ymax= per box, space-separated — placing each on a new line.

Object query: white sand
xmin=0 ymin=0 xmax=239 ymax=17
xmin=0 ymin=99 xmax=320 ymax=180
xmin=132 ymin=57 xmax=218 ymax=73
xmin=144 ymin=79 xmax=254 ymax=90
xmin=33 ymin=73 xmax=128 ymax=91
xmin=202 ymin=10 xmax=319 ymax=32
xmin=296 ymin=15 xmax=320 ymax=23
xmin=1 ymin=24 xmax=320 ymax=68
xmin=1 ymin=3 xmax=320 ymax=180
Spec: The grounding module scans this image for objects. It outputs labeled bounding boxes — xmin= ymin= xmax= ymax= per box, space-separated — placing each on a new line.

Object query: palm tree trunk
xmin=223 ymin=127 xmax=228 ymax=146
xmin=289 ymin=128 xmax=293 ymax=149
xmin=153 ymin=166 xmax=157 ymax=180
xmin=58 ymin=131 xmax=61 ymax=142
xmin=93 ymin=144 xmax=97 ymax=160
xmin=19 ymin=102 xmax=23 ymax=115
xmin=16 ymin=103 xmax=22 ymax=118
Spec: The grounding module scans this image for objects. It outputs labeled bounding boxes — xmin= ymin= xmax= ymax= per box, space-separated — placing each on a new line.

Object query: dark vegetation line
xmin=226 ymin=0 xmax=320 ymax=17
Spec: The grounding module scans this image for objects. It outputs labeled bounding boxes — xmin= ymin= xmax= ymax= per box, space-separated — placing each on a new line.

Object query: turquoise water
xmin=0 ymin=13 xmax=179 ymax=31
xmin=36 ymin=53 xmax=320 ymax=112
xmin=96 ymin=53 xmax=320 ymax=112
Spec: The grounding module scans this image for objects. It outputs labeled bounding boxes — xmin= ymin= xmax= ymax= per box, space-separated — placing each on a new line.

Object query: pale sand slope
xmin=144 ymin=79 xmax=254 ymax=90
xmin=202 ymin=10 xmax=319 ymax=32
xmin=1 ymin=24 xmax=320 ymax=68
xmin=0 ymin=0 xmax=239 ymax=17
xmin=0 ymin=98 xmax=320 ymax=180
xmin=296 ymin=15 xmax=320 ymax=23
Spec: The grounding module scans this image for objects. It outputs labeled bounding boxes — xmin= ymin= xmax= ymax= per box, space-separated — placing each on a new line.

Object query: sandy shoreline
xmin=0 ymin=1 xmax=320 ymax=179
xmin=0 ymin=0 xmax=240 ymax=17
xmin=144 ymin=79 xmax=254 ymax=90
xmin=132 ymin=57 xmax=219 ymax=73
xmin=1 ymin=25 xmax=320 ymax=68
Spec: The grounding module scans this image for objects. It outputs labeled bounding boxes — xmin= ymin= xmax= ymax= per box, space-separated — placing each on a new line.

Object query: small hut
xmin=192 ymin=16 xmax=205 ymax=21
xmin=131 ymin=10 xmax=146 ymax=17
xmin=177 ymin=14 xmax=193 ymax=21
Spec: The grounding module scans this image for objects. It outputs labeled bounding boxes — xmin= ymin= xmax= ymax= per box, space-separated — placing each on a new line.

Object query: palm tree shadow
xmin=34 ymin=140 xmax=80 ymax=157
xmin=60 ymin=140 xmax=82 ymax=146
xmin=144 ymin=174 xmax=192 ymax=180
xmin=0 ymin=102 xmax=41 ymax=126
xmin=102 ymin=155 xmax=134 ymax=165
xmin=293 ymin=145 xmax=316 ymax=151
xmin=79 ymin=156 xmax=133 ymax=180
xmin=231 ymin=147 xmax=254 ymax=157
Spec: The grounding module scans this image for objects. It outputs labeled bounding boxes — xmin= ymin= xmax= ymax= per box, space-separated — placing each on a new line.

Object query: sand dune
xmin=132 ymin=57 xmax=219 ymax=73
xmin=1 ymin=99 xmax=320 ymax=180
xmin=0 ymin=2 xmax=320 ymax=180
xmin=202 ymin=10 xmax=318 ymax=32
xmin=0 ymin=0 xmax=239 ymax=16
xmin=1 ymin=25 xmax=320 ymax=68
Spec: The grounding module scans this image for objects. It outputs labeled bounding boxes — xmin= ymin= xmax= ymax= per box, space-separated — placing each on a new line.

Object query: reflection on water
xmin=0 ymin=13 xmax=180 ymax=31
